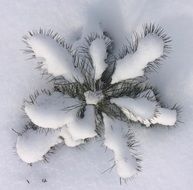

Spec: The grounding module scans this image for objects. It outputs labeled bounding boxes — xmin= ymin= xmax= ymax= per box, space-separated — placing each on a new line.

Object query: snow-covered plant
xmin=15 ymin=24 xmax=179 ymax=182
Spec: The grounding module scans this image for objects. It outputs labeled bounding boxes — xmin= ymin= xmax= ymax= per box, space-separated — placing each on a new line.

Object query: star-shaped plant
xmin=16 ymin=24 xmax=179 ymax=181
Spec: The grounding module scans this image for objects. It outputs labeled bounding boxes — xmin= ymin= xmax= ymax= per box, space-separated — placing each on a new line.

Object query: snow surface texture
xmin=16 ymin=14 xmax=178 ymax=181
xmin=1 ymin=0 xmax=193 ymax=189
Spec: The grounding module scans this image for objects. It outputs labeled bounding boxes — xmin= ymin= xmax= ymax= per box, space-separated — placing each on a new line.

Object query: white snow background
xmin=0 ymin=0 xmax=193 ymax=189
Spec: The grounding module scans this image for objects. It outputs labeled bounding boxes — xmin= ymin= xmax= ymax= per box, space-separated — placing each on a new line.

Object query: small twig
xmin=42 ymin=178 xmax=47 ymax=183
xmin=101 ymin=163 xmax=116 ymax=174
xmin=11 ymin=128 xmax=22 ymax=136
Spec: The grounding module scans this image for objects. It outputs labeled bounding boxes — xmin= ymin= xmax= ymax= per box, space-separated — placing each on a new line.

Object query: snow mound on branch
xmin=16 ymin=125 xmax=87 ymax=163
xmin=112 ymin=35 xmax=164 ymax=83
xmin=89 ymin=38 xmax=108 ymax=79
xmin=103 ymin=114 xmax=138 ymax=179
xmin=59 ymin=127 xmax=84 ymax=147
xmin=151 ymin=107 xmax=177 ymax=126
xmin=25 ymin=92 xmax=81 ymax=129
xmin=27 ymin=34 xmax=76 ymax=80
xmin=110 ymin=96 xmax=177 ymax=127
xmin=67 ymin=105 xmax=97 ymax=140
xmin=111 ymin=96 xmax=157 ymax=121
xmin=16 ymin=129 xmax=61 ymax=163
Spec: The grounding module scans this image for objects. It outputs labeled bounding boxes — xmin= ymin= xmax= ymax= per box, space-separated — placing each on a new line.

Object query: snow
xmin=1 ymin=0 xmax=193 ymax=189
xmin=27 ymin=34 xmax=76 ymax=81
xmin=67 ymin=105 xmax=97 ymax=140
xmin=111 ymin=35 xmax=164 ymax=83
xmin=16 ymin=128 xmax=62 ymax=163
xmin=111 ymin=96 xmax=157 ymax=126
xmin=116 ymin=157 xmax=137 ymax=180
xmin=103 ymin=114 xmax=138 ymax=179
xmin=89 ymin=38 xmax=108 ymax=79
xmin=17 ymin=125 xmax=87 ymax=163
xmin=84 ymin=90 xmax=104 ymax=105
xmin=111 ymin=97 xmax=177 ymax=127
xmin=25 ymin=92 xmax=81 ymax=129
xmin=151 ymin=108 xmax=177 ymax=126
xmin=59 ymin=127 xmax=84 ymax=147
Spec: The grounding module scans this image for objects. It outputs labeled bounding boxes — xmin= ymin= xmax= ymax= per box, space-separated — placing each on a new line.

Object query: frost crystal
xmin=15 ymin=24 xmax=179 ymax=181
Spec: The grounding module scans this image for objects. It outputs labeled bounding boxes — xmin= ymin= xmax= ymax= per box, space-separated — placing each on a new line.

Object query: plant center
xmin=84 ymin=90 xmax=104 ymax=105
